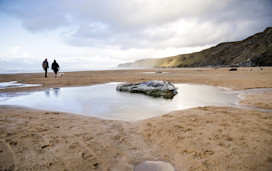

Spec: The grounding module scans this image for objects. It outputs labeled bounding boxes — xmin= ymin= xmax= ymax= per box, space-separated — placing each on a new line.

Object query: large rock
xmin=116 ymin=80 xmax=178 ymax=99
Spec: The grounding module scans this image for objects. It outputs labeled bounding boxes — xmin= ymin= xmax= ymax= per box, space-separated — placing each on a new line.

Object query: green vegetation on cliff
xmin=118 ymin=27 xmax=272 ymax=68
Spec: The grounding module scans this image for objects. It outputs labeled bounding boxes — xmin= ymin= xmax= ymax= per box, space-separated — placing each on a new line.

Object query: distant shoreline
xmin=0 ymin=67 xmax=122 ymax=74
xmin=1 ymin=66 xmax=270 ymax=74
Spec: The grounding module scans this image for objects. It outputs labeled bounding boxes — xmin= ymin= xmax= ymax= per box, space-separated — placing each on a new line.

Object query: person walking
xmin=51 ymin=60 xmax=60 ymax=78
xmin=42 ymin=58 xmax=49 ymax=77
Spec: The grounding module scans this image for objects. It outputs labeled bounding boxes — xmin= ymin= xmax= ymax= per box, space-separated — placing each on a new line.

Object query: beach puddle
xmin=141 ymin=72 xmax=168 ymax=74
xmin=0 ymin=83 xmax=243 ymax=121
xmin=0 ymin=81 xmax=42 ymax=89
xmin=134 ymin=161 xmax=175 ymax=171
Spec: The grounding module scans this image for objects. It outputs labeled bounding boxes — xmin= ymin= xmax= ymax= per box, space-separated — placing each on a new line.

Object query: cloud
xmin=6 ymin=46 xmax=31 ymax=60
xmin=0 ymin=0 xmax=69 ymax=31
xmin=1 ymin=0 xmax=272 ymax=50
xmin=9 ymin=46 xmax=21 ymax=55
xmin=62 ymin=0 xmax=272 ymax=49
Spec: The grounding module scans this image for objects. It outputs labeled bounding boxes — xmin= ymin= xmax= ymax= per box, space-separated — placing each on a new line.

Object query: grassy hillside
xmin=118 ymin=27 xmax=272 ymax=68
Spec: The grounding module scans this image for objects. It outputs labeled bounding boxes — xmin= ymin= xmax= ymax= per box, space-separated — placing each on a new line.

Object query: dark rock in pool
xmin=116 ymin=80 xmax=178 ymax=99
xmin=229 ymin=68 xmax=238 ymax=71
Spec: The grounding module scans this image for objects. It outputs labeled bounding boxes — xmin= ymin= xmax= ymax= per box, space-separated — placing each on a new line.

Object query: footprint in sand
xmin=0 ymin=140 xmax=16 ymax=170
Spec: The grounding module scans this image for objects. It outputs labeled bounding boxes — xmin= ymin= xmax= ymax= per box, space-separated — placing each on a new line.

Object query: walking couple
xmin=42 ymin=59 xmax=60 ymax=78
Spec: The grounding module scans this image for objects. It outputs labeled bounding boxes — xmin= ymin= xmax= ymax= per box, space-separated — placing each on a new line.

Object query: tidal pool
xmin=0 ymin=81 xmax=42 ymax=89
xmin=0 ymin=83 xmax=241 ymax=121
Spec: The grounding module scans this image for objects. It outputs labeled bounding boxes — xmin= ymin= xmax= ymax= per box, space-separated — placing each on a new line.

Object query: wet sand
xmin=0 ymin=67 xmax=272 ymax=170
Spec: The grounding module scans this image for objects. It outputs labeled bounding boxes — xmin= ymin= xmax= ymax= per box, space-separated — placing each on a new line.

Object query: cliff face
xmin=118 ymin=27 xmax=272 ymax=68
xmin=118 ymin=58 xmax=159 ymax=68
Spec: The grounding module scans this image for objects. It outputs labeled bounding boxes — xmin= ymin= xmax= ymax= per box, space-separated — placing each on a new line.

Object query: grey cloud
xmin=63 ymin=0 xmax=272 ymax=49
xmin=21 ymin=11 xmax=69 ymax=32
xmin=2 ymin=0 xmax=272 ymax=49
xmin=1 ymin=0 xmax=69 ymax=31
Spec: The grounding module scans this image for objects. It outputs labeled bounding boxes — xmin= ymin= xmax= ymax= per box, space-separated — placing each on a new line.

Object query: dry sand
xmin=240 ymin=91 xmax=272 ymax=109
xmin=0 ymin=67 xmax=272 ymax=170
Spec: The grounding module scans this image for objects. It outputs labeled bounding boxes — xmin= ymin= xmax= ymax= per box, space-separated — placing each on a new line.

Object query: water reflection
xmin=53 ymin=88 xmax=60 ymax=97
xmin=45 ymin=90 xmax=50 ymax=97
xmin=0 ymin=83 xmax=243 ymax=121
xmin=44 ymin=88 xmax=61 ymax=97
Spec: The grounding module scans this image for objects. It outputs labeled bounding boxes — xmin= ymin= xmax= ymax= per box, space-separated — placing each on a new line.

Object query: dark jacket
xmin=51 ymin=61 xmax=59 ymax=71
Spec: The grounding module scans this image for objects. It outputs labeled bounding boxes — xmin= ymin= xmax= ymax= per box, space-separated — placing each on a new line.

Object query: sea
xmin=0 ymin=67 xmax=124 ymax=74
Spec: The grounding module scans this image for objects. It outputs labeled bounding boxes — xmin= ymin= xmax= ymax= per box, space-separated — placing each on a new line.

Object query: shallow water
xmin=141 ymin=72 xmax=169 ymax=74
xmin=0 ymin=83 xmax=243 ymax=121
xmin=134 ymin=161 xmax=175 ymax=171
xmin=0 ymin=81 xmax=42 ymax=89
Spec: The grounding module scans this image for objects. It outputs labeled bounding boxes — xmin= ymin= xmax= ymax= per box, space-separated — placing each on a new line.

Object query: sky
xmin=0 ymin=0 xmax=272 ymax=71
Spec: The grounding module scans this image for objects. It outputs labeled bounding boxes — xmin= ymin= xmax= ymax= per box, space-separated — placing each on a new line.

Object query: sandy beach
xmin=0 ymin=67 xmax=272 ymax=170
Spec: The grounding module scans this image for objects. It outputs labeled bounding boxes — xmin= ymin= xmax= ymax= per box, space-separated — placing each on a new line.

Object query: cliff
xmin=118 ymin=27 xmax=272 ymax=68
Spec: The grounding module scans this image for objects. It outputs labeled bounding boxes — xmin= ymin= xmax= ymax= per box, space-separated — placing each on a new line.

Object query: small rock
xmin=229 ymin=68 xmax=237 ymax=71
xmin=9 ymin=141 xmax=18 ymax=146
xmin=93 ymin=163 xmax=99 ymax=169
